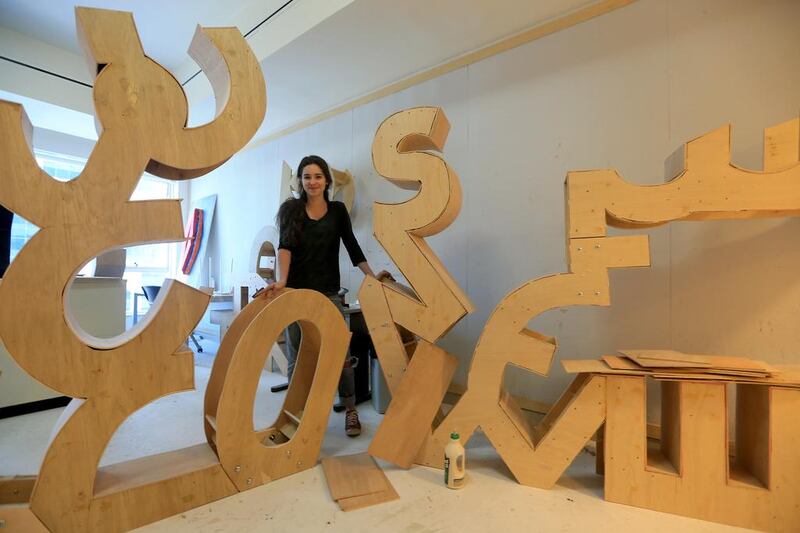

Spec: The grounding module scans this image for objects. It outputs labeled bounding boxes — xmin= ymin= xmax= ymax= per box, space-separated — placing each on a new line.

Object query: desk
xmin=211 ymin=292 xmax=234 ymax=303
xmin=133 ymin=290 xmax=233 ymax=325
xmin=342 ymin=303 xmax=361 ymax=329
xmin=132 ymin=291 xmax=145 ymax=324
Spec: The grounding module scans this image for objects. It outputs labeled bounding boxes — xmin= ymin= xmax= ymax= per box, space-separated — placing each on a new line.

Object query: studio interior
xmin=0 ymin=1 xmax=798 ymax=531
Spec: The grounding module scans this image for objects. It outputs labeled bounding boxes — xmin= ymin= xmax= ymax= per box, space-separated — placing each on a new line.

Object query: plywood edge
xmin=93 ymin=443 xmax=224 ymax=498
xmin=338 ymin=484 xmax=399 ymax=512
xmin=0 ymin=476 xmax=36 ymax=504
xmin=0 ymin=504 xmax=48 ymax=532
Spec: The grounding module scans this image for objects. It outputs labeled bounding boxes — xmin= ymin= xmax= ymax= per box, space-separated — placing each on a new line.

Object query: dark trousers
xmin=283 ymin=294 xmax=356 ymax=409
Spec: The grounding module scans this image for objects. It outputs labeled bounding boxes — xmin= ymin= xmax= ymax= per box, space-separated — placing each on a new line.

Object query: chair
xmin=141 ymin=285 xmax=203 ymax=352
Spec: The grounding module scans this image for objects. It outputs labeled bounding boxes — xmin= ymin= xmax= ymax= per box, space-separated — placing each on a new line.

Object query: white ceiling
xmin=0 ymin=0 xmax=605 ymax=142
xmin=255 ymin=0 xmax=601 ymax=137
xmin=0 ymin=0 xmax=292 ymax=76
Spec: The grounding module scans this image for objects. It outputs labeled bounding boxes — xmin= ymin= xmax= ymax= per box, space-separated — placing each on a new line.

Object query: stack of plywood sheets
xmin=320 ymin=453 xmax=399 ymax=512
xmin=562 ymin=349 xmax=800 ymax=387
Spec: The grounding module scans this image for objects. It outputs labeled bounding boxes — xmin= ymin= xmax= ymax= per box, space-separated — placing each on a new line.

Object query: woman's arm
xmin=260 ymin=248 xmax=291 ymax=297
xmin=357 ymin=261 xmax=375 ymax=277
xmin=357 ymin=261 xmax=393 ymax=282
xmin=338 ymin=203 xmax=392 ymax=281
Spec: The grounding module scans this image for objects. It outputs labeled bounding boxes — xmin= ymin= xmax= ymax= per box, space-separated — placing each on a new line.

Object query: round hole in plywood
xmin=64 ymin=243 xmax=178 ymax=349
xmin=256 ymin=240 xmax=276 ymax=282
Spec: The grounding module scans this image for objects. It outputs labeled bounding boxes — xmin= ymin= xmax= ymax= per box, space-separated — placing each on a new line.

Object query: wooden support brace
xmin=368 ymin=341 xmax=457 ymax=468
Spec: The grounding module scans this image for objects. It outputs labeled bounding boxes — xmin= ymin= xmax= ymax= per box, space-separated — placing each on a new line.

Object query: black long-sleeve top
xmin=279 ymin=200 xmax=366 ymax=295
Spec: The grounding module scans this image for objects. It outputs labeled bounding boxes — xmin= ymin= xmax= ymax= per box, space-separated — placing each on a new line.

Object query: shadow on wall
xmin=669 ymin=217 xmax=800 ymax=360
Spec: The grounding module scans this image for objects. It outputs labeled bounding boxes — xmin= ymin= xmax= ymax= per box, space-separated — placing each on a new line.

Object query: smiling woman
xmin=265 ymin=154 xmax=391 ymax=437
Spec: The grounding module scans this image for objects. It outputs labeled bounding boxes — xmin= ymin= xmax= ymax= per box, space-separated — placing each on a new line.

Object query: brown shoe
xmin=345 ymin=409 xmax=361 ymax=437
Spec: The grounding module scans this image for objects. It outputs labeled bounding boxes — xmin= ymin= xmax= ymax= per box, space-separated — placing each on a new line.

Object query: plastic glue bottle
xmin=444 ymin=432 xmax=466 ymax=489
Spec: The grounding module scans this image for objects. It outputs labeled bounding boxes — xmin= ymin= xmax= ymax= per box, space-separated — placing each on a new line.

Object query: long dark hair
xmin=276 ymin=155 xmax=333 ymax=247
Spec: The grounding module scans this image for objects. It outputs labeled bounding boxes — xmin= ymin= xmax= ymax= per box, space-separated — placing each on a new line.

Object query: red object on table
xmin=181 ymin=208 xmax=204 ymax=274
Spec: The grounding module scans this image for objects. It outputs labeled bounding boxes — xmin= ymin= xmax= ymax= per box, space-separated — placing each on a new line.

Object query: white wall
xmin=33 ymin=127 xmax=95 ymax=159
xmin=189 ymin=0 xmax=800 ymax=407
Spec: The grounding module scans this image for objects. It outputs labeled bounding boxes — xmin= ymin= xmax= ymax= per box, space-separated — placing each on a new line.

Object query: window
xmin=9 ymin=150 xmax=83 ymax=263
xmin=9 ymin=150 xmax=181 ymax=317
xmin=124 ymin=175 xmax=181 ymax=316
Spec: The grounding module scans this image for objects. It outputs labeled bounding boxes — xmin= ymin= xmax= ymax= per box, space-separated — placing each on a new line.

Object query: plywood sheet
xmin=620 ymin=350 xmax=775 ymax=374
xmin=0 ymin=504 xmax=48 ymax=532
xmin=0 ymin=476 xmax=35 ymax=504
xmin=368 ymin=341 xmax=457 ymax=468
xmin=338 ymin=485 xmax=399 ymax=512
xmin=602 ymin=355 xmax=643 ymax=371
xmin=619 ymin=350 xmax=712 ymax=368
xmin=321 ymin=453 xmax=391 ymax=501
xmin=567 ymin=358 xmax=800 ymax=387
xmin=562 ymin=359 xmax=646 ymax=375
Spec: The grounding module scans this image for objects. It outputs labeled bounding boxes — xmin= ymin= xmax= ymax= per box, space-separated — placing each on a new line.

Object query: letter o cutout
xmin=212 ymin=289 xmax=350 ymax=490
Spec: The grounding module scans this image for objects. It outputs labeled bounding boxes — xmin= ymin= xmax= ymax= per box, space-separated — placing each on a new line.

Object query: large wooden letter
xmin=204 ymin=289 xmax=350 ymax=488
xmin=593 ymin=120 xmax=800 ymax=530
xmin=467 ymin=117 xmax=800 ymax=527
xmin=0 ymin=7 xmax=265 ymax=532
xmin=360 ymin=107 xmax=474 ymax=468
xmin=416 ymin=116 xmax=800 ymax=502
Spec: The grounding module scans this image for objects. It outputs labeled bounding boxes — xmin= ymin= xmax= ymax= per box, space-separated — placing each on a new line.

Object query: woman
xmin=263 ymin=155 xmax=389 ymax=437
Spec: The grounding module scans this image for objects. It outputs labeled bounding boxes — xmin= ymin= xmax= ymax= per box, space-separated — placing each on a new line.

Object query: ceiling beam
xmin=0 ymin=27 xmax=93 ymax=115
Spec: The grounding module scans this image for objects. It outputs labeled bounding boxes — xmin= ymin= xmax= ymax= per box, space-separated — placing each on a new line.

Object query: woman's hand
xmin=256 ymin=280 xmax=286 ymax=299
xmin=375 ymin=270 xmax=395 ymax=282
xmin=356 ymin=262 xmax=395 ymax=283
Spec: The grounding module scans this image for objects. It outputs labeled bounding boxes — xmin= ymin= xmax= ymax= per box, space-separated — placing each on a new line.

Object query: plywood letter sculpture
xmin=366 ymin=106 xmax=800 ymax=528
xmin=360 ymin=107 xmax=474 ymax=468
xmin=204 ymin=288 xmax=350 ymax=489
xmin=506 ymin=117 xmax=800 ymax=530
xmin=578 ymin=120 xmax=800 ymax=532
xmin=363 ymin=107 xmax=624 ymax=485
xmin=0 ymin=7 xmax=268 ymax=532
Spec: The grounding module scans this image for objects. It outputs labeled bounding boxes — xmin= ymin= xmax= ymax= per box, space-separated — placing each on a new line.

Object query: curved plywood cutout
xmin=567 ymin=121 xmax=800 ymax=237
xmin=61 ymin=249 xmax=201 ymax=351
xmin=0 ymin=188 xmax=203 ymax=397
xmin=433 ymin=235 xmax=649 ymax=450
xmin=212 ymin=289 xmax=350 ymax=489
xmin=204 ymin=294 xmax=271 ymax=446
xmin=0 ymin=7 xmax=266 ymax=531
xmin=368 ymin=106 xmax=474 ymax=343
xmin=418 ymin=118 xmax=800 ymax=492
xmin=249 ymin=225 xmax=280 ymax=279
xmin=279 ymin=161 xmax=299 ymax=203
xmin=75 ymin=8 xmax=266 ymax=180
xmin=256 ymin=240 xmax=276 ymax=281
xmin=25 ymin=282 xmax=211 ymax=532
xmin=331 ymin=167 xmax=356 ymax=214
